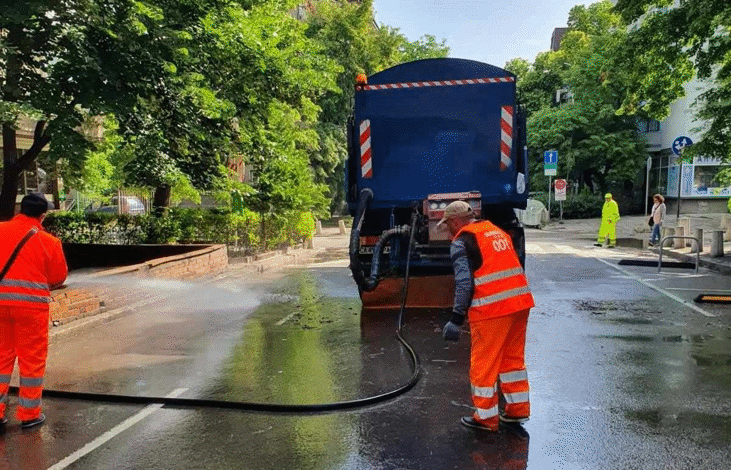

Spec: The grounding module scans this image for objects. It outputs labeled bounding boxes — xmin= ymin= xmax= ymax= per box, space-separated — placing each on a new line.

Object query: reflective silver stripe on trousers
xmin=504 ymin=391 xmax=530 ymax=404
xmin=0 ymin=393 xmax=6 ymax=404
xmin=20 ymin=377 xmax=44 ymax=387
xmin=0 ymin=279 xmax=49 ymax=290
xmin=18 ymin=397 xmax=41 ymax=409
xmin=475 ymin=404 xmax=499 ymax=420
xmin=474 ymin=267 xmax=524 ymax=287
xmin=0 ymin=374 xmax=10 ymax=384
xmin=471 ymin=286 xmax=531 ymax=308
xmin=0 ymin=293 xmax=50 ymax=304
xmin=500 ymin=369 xmax=528 ymax=383
xmin=471 ymin=384 xmax=496 ymax=399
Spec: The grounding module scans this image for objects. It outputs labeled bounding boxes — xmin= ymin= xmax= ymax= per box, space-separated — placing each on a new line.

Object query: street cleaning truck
xmin=347 ymin=58 xmax=529 ymax=309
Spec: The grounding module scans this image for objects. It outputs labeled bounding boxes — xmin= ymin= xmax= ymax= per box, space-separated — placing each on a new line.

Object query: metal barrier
xmin=658 ymin=236 xmax=699 ymax=273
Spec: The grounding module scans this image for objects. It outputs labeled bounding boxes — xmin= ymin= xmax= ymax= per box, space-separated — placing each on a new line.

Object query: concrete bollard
xmin=711 ymin=230 xmax=725 ymax=257
xmin=677 ymin=218 xmax=691 ymax=246
xmin=691 ymin=228 xmax=703 ymax=253
xmin=338 ymin=219 xmax=346 ymax=234
xmin=306 ymin=237 xmax=314 ymax=249
xmin=722 ymin=214 xmax=731 ymax=242
xmin=673 ymin=226 xmax=685 ymax=249
xmin=662 ymin=226 xmax=674 ymax=248
xmin=315 ymin=220 xmax=322 ymax=235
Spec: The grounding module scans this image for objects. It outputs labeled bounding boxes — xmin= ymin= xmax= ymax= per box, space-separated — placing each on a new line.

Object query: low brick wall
xmin=50 ymin=244 xmax=228 ymax=325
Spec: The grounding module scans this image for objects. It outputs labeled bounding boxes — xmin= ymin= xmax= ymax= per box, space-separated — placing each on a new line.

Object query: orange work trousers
xmin=0 ymin=306 xmax=49 ymax=421
xmin=469 ymin=309 xmax=530 ymax=430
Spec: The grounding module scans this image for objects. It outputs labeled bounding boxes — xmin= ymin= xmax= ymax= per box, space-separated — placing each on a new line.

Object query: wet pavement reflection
xmin=5 ymin=243 xmax=731 ymax=469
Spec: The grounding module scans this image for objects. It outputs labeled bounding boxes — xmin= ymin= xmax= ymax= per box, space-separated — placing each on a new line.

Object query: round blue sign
xmin=672 ymin=136 xmax=693 ymax=155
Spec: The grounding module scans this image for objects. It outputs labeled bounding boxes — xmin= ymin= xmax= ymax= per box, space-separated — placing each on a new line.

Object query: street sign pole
xmin=560 ymin=200 xmax=563 ymax=223
xmin=671 ymin=136 xmax=692 ymax=218
xmin=548 ymin=176 xmax=552 ymax=218
xmin=645 ymin=156 xmax=652 ymax=217
xmin=677 ymin=157 xmax=682 ymax=218
xmin=543 ymin=150 xmax=558 ymax=220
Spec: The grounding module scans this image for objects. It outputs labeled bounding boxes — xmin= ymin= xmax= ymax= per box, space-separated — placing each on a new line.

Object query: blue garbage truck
xmin=347 ymin=58 xmax=529 ymax=309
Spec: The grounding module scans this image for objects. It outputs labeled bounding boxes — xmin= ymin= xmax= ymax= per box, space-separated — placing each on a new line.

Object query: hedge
xmin=43 ymin=208 xmax=316 ymax=256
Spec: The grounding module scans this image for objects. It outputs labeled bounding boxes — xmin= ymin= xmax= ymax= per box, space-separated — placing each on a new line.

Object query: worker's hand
xmin=442 ymin=321 xmax=461 ymax=341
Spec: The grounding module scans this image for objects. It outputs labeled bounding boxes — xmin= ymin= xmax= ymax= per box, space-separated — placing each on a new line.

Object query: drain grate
xmin=618 ymin=259 xmax=696 ymax=269
xmin=694 ymin=294 xmax=731 ymax=304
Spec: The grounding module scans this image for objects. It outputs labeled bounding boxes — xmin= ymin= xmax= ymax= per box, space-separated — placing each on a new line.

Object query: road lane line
xmin=594 ymin=258 xmax=715 ymax=317
xmin=47 ymin=388 xmax=188 ymax=470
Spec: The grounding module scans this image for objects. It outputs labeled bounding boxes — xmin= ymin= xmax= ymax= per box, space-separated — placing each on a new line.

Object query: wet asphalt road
xmin=2 ymin=229 xmax=731 ymax=470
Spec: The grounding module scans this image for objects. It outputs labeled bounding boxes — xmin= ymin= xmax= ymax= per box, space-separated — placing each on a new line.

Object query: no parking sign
xmin=554 ymin=179 xmax=567 ymax=201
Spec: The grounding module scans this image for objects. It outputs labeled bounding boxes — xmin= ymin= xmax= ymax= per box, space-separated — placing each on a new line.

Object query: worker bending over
xmin=438 ymin=201 xmax=534 ymax=432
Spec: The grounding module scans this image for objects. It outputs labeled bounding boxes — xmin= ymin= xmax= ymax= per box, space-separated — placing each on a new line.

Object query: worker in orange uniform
xmin=0 ymin=193 xmax=67 ymax=432
xmin=438 ymin=201 xmax=534 ymax=432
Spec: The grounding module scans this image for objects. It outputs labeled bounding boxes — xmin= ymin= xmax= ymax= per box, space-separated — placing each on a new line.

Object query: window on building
xmin=637 ymin=118 xmax=661 ymax=133
xmin=693 ymin=166 xmax=720 ymax=191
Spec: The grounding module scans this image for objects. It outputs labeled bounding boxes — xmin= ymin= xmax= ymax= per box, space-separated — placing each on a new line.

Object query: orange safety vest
xmin=455 ymin=220 xmax=534 ymax=323
xmin=0 ymin=214 xmax=67 ymax=311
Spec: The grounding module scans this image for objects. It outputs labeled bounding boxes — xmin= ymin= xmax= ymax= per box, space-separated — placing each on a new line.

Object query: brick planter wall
xmin=50 ymin=244 xmax=228 ymax=325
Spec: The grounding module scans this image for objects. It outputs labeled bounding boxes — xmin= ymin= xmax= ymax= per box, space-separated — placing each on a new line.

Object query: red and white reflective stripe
xmin=500 ymin=106 xmax=513 ymax=170
xmin=360 ymin=119 xmax=373 ymax=179
xmin=358 ymin=77 xmax=514 ymax=91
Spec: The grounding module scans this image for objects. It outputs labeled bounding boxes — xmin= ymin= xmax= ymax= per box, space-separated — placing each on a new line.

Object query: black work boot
xmin=21 ymin=413 xmax=45 ymax=430
xmin=460 ymin=416 xmax=499 ymax=432
xmin=0 ymin=417 xmax=7 ymax=434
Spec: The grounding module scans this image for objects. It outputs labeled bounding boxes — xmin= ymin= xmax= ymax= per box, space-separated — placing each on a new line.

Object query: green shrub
xmin=44 ymin=208 xmax=313 ymax=255
xmin=141 ymin=213 xmax=182 ymax=244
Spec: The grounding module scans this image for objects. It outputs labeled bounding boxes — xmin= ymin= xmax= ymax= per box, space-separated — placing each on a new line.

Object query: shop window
xmin=693 ymin=166 xmax=719 ymax=192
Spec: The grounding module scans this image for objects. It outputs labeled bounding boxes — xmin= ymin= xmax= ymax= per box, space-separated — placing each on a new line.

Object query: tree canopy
xmin=1 ymin=0 xmax=450 ymax=220
xmin=506 ymin=1 xmax=648 ymax=195
xmin=613 ymin=0 xmax=731 ymax=161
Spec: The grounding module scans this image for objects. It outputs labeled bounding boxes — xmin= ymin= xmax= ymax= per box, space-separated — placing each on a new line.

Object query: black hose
xmin=8 ymin=206 xmax=423 ymax=414
xmin=362 ymin=225 xmax=410 ymax=292
xmin=349 ymin=188 xmax=373 ymax=288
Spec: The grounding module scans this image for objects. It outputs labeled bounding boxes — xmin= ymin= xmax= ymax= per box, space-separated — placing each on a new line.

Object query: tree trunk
xmin=0 ymin=124 xmax=20 ymax=220
xmin=0 ymin=121 xmax=51 ymax=220
xmin=153 ymin=185 xmax=171 ymax=215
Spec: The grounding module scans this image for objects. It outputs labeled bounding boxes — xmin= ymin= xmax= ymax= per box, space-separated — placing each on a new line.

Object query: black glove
xmin=442 ymin=321 xmax=461 ymax=341
xmin=442 ymin=313 xmax=465 ymax=342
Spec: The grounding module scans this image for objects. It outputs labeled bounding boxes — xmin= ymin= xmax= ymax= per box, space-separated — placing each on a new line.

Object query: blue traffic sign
xmin=544 ymin=150 xmax=558 ymax=164
xmin=672 ymin=136 xmax=693 ymax=155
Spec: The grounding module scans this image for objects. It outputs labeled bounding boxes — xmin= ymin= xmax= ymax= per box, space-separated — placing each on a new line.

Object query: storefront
xmin=660 ymin=154 xmax=731 ymax=213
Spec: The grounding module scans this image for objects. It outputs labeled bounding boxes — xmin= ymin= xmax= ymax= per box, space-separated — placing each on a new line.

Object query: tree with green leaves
xmin=507 ymin=1 xmax=649 ymax=195
xmin=0 ymin=0 xmax=220 ymax=218
xmin=614 ymin=0 xmax=730 ymax=163
xmin=305 ymin=0 xmax=449 ymax=213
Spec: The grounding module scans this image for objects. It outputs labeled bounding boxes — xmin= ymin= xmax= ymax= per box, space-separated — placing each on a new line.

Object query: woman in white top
xmin=649 ymin=194 xmax=666 ymax=246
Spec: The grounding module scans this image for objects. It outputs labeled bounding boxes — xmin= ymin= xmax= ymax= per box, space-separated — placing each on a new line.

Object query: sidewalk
xmin=543 ymin=213 xmax=731 ymax=275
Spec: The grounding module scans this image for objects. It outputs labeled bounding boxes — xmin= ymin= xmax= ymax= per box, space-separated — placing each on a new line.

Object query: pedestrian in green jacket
xmin=595 ymin=193 xmax=620 ymax=247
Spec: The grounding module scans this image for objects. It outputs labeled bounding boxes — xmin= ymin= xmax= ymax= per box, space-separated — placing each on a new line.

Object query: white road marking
xmin=665 ymin=287 xmax=731 ymax=293
xmin=594 ymin=258 xmax=715 ymax=317
xmin=47 ymin=388 xmax=188 ymax=470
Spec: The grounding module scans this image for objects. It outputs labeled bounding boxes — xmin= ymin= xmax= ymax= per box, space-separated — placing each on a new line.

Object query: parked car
xmin=97 ymin=196 xmax=146 ymax=215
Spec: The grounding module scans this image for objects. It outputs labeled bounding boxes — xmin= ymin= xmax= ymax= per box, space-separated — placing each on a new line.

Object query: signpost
xmin=644 ymin=156 xmax=652 ymax=217
xmin=554 ymin=178 xmax=566 ymax=222
xmin=544 ymin=150 xmax=558 ymax=217
xmin=672 ymin=136 xmax=693 ymax=217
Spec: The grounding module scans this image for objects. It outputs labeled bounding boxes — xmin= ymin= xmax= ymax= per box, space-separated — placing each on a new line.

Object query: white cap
xmin=436 ymin=201 xmax=473 ymax=227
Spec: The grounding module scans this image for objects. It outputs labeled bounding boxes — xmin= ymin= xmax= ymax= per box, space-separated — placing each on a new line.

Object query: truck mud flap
xmin=360 ymin=275 xmax=455 ymax=311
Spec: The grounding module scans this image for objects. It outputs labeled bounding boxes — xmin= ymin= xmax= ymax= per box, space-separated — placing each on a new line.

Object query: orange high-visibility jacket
xmin=456 ymin=220 xmax=534 ymax=323
xmin=0 ymin=214 xmax=67 ymax=310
